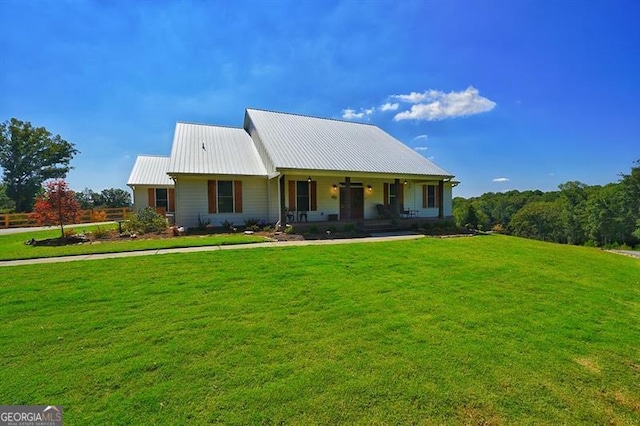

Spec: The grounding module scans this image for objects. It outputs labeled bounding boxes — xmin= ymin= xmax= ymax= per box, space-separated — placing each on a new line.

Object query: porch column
xmin=438 ymin=179 xmax=445 ymax=219
xmin=279 ymin=175 xmax=287 ymax=225
xmin=344 ymin=177 xmax=351 ymax=220
xmin=394 ymin=178 xmax=401 ymax=217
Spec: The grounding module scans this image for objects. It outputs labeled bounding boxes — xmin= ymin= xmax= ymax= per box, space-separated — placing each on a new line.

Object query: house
xmin=127 ymin=155 xmax=175 ymax=216
xmin=127 ymin=108 xmax=456 ymax=228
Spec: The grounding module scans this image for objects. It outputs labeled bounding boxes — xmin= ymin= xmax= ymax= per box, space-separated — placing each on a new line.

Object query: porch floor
xmin=284 ymin=217 xmax=452 ymax=234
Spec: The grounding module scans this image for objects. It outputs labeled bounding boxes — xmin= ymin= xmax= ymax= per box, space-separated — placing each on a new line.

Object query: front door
xmin=340 ymin=187 xmax=364 ymax=220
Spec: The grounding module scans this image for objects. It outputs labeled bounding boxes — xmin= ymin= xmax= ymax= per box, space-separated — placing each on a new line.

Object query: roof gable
xmin=127 ymin=155 xmax=173 ymax=186
xmin=167 ymin=122 xmax=267 ymax=176
xmin=244 ymin=108 xmax=453 ymax=177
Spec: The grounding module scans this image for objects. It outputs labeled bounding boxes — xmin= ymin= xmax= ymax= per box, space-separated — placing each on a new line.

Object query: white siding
xmin=267 ymin=178 xmax=280 ymax=223
xmin=131 ymin=185 xmax=173 ymax=213
xmin=174 ymin=176 xmax=270 ymax=228
xmin=132 ymin=186 xmax=150 ymax=212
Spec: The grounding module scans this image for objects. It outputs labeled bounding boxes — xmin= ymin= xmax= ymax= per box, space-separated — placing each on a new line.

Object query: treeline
xmin=0 ymin=184 xmax=131 ymax=213
xmin=453 ymin=160 xmax=640 ymax=248
xmin=74 ymin=187 xmax=131 ymax=210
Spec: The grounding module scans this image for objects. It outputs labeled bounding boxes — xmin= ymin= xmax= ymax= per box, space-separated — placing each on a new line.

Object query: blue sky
xmin=1 ymin=0 xmax=638 ymax=198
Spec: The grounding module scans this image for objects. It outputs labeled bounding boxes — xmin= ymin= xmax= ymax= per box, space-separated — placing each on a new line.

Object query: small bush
xmin=124 ymin=207 xmax=167 ymax=234
xmin=327 ymin=225 xmax=337 ymax=233
xmin=220 ymin=220 xmax=234 ymax=232
xmin=92 ymin=210 xmax=108 ymax=222
xmin=244 ymin=218 xmax=262 ymax=230
xmin=196 ymin=214 xmax=210 ymax=230
xmin=308 ymin=225 xmax=319 ymax=234
xmin=492 ymin=223 xmax=505 ymax=233
xmin=91 ymin=226 xmax=112 ymax=239
xmin=284 ymin=225 xmax=295 ymax=234
xmin=262 ymin=225 xmax=274 ymax=233
xmin=63 ymin=228 xmax=77 ymax=237
xmin=343 ymin=223 xmax=357 ymax=233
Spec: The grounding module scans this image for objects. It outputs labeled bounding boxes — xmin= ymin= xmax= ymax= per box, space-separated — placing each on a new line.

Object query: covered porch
xmin=272 ymin=171 xmax=455 ymax=226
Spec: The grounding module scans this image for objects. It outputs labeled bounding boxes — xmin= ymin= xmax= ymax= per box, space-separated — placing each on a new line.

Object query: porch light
xmin=307 ymin=176 xmax=312 ymax=183
xmin=332 ymin=184 xmax=338 ymax=191
xmin=367 ymin=185 xmax=372 ymax=191
xmin=404 ymin=180 xmax=408 ymax=185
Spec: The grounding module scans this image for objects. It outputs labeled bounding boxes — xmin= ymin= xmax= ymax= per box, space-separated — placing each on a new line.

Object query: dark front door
xmin=340 ymin=187 xmax=364 ymax=220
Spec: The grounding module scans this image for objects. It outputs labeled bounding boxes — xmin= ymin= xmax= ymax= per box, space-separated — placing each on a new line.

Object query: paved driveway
xmin=608 ymin=249 xmax=640 ymax=259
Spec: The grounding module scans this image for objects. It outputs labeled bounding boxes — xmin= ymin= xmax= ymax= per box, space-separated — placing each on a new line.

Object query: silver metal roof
xmin=127 ymin=155 xmax=173 ymax=186
xmin=167 ymin=122 xmax=267 ymax=176
xmin=245 ymin=109 xmax=453 ymax=177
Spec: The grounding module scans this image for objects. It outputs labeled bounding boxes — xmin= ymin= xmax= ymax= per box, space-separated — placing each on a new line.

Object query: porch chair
xmin=375 ymin=204 xmax=392 ymax=219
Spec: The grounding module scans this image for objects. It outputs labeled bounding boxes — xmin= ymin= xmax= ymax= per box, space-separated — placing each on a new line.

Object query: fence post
xmin=3 ymin=214 xmax=8 ymax=229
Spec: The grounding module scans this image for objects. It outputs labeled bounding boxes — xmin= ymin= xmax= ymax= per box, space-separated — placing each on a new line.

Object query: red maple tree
xmin=30 ymin=179 xmax=82 ymax=238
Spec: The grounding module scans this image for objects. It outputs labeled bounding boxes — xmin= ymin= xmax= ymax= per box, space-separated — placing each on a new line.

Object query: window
xmin=217 ymin=181 xmax=234 ymax=213
xmin=296 ymin=181 xmax=310 ymax=212
xmin=427 ymin=185 xmax=436 ymax=208
xmin=389 ymin=183 xmax=397 ymax=207
xmin=208 ymin=180 xmax=243 ymax=214
xmin=423 ymin=184 xmax=439 ymax=208
xmin=288 ymin=180 xmax=317 ymax=212
xmin=155 ymin=188 xmax=168 ymax=210
xmin=384 ymin=182 xmax=403 ymax=207
xmin=147 ymin=187 xmax=174 ymax=212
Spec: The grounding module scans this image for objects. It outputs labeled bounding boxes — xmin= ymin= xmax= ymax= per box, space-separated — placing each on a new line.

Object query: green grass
xmin=1 ymin=235 xmax=639 ymax=424
xmin=0 ymin=225 xmax=267 ymax=261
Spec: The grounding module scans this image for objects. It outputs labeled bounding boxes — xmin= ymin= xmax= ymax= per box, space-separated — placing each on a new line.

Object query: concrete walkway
xmin=0 ymin=234 xmax=425 ymax=267
xmin=0 ymin=222 xmax=117 ymax=235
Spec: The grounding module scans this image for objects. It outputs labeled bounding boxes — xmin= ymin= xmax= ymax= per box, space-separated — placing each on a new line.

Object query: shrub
xmin=63 ymin=228 xmax=76 ymax=237
xmin=244 ymin=218 xmax=261 ymax=227
xmin=196 ymin=213 xmax=210 ymax=230
xmin=492 ymin=223 xmax=505 ymax=233
xmin=124 ymin=207 xmax=167 ymax=234
xmin=91 ymin=226 xmax=112 ymax=239
xmin=308 ymin=225 xmax=319 ymax=234
xmin=284 ymin=225 xmax=295 ymax=234
xmin=92 ymin=210 xmax=108 ymax=222
xmin=244 ymin=218 xmax=262 ymax=232
xmin=220 ymin=220 xmax=235 ymax=232
xmin=343 ymin=223 xmax=357 ymax=233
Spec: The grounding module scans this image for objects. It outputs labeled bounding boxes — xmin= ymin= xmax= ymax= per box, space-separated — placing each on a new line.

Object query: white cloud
xmin=342 ymin=108 xmax=365 ymax=120
xmin=413 ymin=134 xmax=428 ymax=140
xmin=393 ymin=91 xmax=436 ymax=103
xmin=493 ymin=177 xmax=510 ymax=182
xmin=414 ymin=147 xmax=428 ymax=151
xmin=342 ymin=107 xmax=374 ymax=120
xmin=380 ymin=102 xmax=399 ymax=111
xmin=393 ymin=86 xmax=496 ymax=121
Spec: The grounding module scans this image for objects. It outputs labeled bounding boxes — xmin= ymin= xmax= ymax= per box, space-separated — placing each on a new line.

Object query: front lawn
xmin=1 ymin=236 xmax=639 ymax=424
xmin=0 ymin=225 xmax=268 ymax=261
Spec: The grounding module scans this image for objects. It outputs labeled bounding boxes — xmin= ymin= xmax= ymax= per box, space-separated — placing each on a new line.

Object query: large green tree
xmin=96 ymin=188 xmax=132 ymax=208
xmin=0 ymin=118 xmax=78 ymax=212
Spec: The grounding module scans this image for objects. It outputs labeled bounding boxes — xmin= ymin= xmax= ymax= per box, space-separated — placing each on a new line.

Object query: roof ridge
xmin=245 ymin=107 xmax=378 ymax=127
xmin=176 ymin=121 xmax=244 ymax=130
